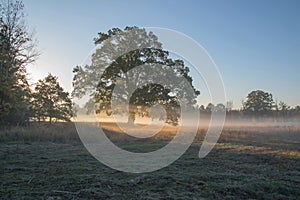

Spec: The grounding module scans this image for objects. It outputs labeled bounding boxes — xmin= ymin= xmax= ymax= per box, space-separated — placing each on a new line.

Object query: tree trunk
xmin=127 ymin=112 xmax=135 ymax=125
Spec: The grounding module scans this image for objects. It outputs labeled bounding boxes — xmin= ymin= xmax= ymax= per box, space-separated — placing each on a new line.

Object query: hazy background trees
xmin=199 ymin=90 xmax=300 ymax=121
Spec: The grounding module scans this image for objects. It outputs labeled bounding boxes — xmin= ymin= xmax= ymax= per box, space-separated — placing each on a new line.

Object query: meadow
xmin=1 ymin=121 xmax=300 ymax=199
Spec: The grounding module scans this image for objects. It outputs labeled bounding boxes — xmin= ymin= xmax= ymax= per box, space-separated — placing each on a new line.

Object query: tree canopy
xmin=32 ymin=74 xmax=73 ymax=123
xmin=72 ymin=26 xmax=200 ymax=125
xmin=243 ymin=90 xmax=274 ymax=115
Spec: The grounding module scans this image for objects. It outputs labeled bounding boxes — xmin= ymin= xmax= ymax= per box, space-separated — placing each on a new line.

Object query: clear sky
xmin=24 ymin=0 xmax=300 ymax=108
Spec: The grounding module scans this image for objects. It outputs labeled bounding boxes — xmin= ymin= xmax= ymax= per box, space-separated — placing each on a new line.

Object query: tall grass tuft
xmin=0 ymin=122 xmax=80 ymax=143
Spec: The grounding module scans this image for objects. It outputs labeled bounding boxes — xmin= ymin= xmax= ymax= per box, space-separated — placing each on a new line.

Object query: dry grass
xmin=0 ymin=122 xmax=79 ymax=143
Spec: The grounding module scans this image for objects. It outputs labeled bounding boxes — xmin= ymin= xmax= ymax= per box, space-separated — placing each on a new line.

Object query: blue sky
xmin=24 ymin=0 xmax=300 ymax=108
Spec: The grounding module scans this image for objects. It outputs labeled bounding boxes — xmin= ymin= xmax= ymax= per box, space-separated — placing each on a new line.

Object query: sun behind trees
xmin=0 ymin=0 xmax=72 ymax=125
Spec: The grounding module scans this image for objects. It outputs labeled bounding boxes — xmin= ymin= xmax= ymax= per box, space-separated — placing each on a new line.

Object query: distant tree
xmin=72 ymin=26 xmax=200 ymax=125
xmin=226 ymin=101 xmax=233 ymax=112
xmin=287 ymin=105 xmax=299 ymax=118
xmin=32 ymin=74 xmax=72 ymax=123
xmin=199 ymin=105 xmax=205 ymax=112
xmin=278 ymin=101 xmax=289 ymax=117
xmin=0 ymin=0 xmax=38 ymax=124
xmin=295 ymin=106 xmax=300 ymax=114
xmin=215 ymin=103 xmax=226 ymax=112
xmin=205 ymin=103 xmax=214 ymax=113
xmin=294 ymin=106 xmax=300 ymax=117
xmin=278 ymin=101 xmax=289 ymax=111
xmin=243 ymin=90 xmax=274 ymax=115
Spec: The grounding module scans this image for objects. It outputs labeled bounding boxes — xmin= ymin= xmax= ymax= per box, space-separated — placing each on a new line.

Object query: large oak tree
xmin=72 ymin=27 xmax=200 ymax=125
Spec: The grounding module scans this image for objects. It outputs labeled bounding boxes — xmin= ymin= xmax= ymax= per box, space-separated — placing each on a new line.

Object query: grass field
xmin=1 ymin=122 xmax=300 ymax=199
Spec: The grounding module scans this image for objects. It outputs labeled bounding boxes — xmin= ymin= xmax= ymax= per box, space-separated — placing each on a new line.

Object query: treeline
xmin=198 ymin=90 xmax=300 ymax=120
xmin=1 ymin=1 xmax=299 ymax=126
xmin=0 ymin=1 xmax=72 ymax=125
